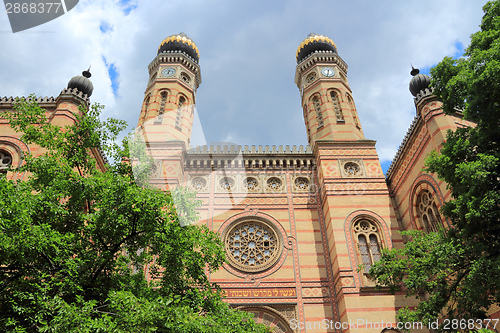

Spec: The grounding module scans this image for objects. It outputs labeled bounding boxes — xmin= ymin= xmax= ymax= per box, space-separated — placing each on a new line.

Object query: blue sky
xmin=0 ymin=0 xmax=488 ymax=174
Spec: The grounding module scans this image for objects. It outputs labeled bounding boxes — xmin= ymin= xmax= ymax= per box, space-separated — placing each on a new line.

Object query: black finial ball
xmin=409 ymin=67 xmax=431 ymax=96
xmin=67 ymin=69 xmax=94 ymax=97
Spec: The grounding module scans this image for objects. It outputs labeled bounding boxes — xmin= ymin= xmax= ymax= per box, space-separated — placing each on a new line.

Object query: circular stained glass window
xmin=220 ymin=177 xmax=235 ymax=191
xmin=243 ymin=177 xmax=258 ymax=190
xmin=224 ymin=219 xmax=283 ymax=273
xmin=294 ymin=177 xmax=309 ymax=190
xmin=191 ymin=177 xmax=206 ymax=191
xmin=344 ymin=162 xmax=360 ymax=176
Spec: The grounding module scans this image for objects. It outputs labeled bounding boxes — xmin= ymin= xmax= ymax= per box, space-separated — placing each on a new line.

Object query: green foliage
xmin=370 ymin=1 xmax=500 ymax=331
xmin=0 ymin=97 xmax=269 ymax=332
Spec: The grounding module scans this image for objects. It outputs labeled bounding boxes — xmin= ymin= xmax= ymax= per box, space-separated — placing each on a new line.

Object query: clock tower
xmin=295 ymin=33 xmax=364 ymax=146
xmin=136 ymin=33 xmax=201 ymax=189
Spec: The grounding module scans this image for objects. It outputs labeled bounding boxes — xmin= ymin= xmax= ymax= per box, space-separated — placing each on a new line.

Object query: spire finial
xmin=82 ymin=65 xmax=91 ymax=78
xmin=410 ymin=64 xmax=419 ymax=76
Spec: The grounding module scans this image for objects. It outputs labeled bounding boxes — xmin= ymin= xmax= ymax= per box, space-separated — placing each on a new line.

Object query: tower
xmin=137 ymin=33 xmax=201 ymax=189
xmin=295 ymin=34 xmax=408 ymax=330
xmin=294 ymin=33 xmax=364 ymax=145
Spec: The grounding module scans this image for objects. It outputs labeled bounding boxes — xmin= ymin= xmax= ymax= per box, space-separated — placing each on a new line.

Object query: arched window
xmin=346 ymin=94 xmax=360 ymax=128
xmin=175 ymin=96 xmax=185 ymax=131
xmin=417 ymin=190 xmax=442 ymax=232
xmin=303 ymin=104 xmax=311 ymax=142
xmin=330 ymin=91 xmax=344 ymax=121
xmin=149 ymin=72 xmax=157 ymax=85
xmin=312 ymin=96 xmax=323 ymax=128
xmin=353 ymin=219 xmax=383 ymax=272
xmin=0 ymin=150 xmax=13 ymax=174
xmin=158 ymin=91 xmax=167 ymax=116
xmin=141 ymin=95 xmax=150 ymax=125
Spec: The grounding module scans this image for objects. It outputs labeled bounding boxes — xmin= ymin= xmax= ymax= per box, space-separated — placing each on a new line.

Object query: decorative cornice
xmin=187 ymin=144 xmax=312 ymax=155
xmin=0 ymin=96 xmax=57 ymax=104
xmin=385 ymin=114 xmax=421 ymax=180
xmin=185 ymin=144 xmax=315 ymax=170
xmin=295 ymin=51 xmax=348 ymax=86
xmin=1 ymin=89 xmax=89 ymax=109
xmin=57 ymin=88 xmax=90 ymax=106
xmin=148 ymin=51 xmax=202 ymax=88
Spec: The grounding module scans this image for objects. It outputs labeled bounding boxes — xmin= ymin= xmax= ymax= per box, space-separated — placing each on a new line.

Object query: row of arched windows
xmin=305 ymin=90 xmax=360 ymax=129
xmin=140 ymin=91 xmax=189 ymax=129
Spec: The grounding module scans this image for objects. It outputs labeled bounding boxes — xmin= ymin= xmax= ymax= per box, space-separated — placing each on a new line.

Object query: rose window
xmin=220 ymin=177 xmax=235 ymax=191
xmin=243 ymin=177 xmax=258 ymax=190
xmin=224 ymin=220 xmax=283 ymax=272
xmin=0 ymin=150 xmax=12 ymax=172
xmin=294 ymin=177 xmax=309 ymax=190
xmin=344 ymin=162 xmax=360 ymax=176
xmin=267 ymin=177 xmax=282 ymax=191
xmin=354 ymin=220 xmax=377 ymax=233
xmin=191 ymin=177 xmax=207 ymax=191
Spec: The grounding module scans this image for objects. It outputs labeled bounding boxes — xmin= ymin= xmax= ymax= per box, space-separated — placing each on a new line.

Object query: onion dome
xmin=67 ymin=68 xmax=93 ymax=97
xmin=158 ymin=32 xmax=199 ymax=63
xmin=296 ymin=33 xmax=337 ymax=63
xmin=409 ymin=67 xmax=431 ymax=96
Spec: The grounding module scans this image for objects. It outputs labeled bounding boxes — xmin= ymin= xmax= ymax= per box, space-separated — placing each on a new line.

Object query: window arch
xmin=330 ymin=90 xmax=344 ymax=121
xmin=158 ymin=91 xmax=168 ymax=117
xmin=175 ymin=95 xmax=186 ymax=131
xmin=416 ymin=190 xmax=442 ymax=232
xmin=0 ymin=149 xmax=12 ymax=174
xmin=141 ymin=95 xmax=151 ymax=125
xmin=311 ymin=95 xmax=324 ymax=128
xmin=346 ymin=94 xmax=360 ymax=128
xmin=353 ymin=219 xmax=383 ymax=272
xmin=410 ymin=175 xmax=447 ymax=231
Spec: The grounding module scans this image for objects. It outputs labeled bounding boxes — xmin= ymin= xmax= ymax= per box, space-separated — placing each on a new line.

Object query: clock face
xmin=321 ymin=67 xmax=335 ymax=77
xmin=161 ymin=68 xmax=176 ymax=77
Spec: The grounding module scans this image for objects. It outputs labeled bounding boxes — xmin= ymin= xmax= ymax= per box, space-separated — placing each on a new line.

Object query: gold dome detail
xmin=296 ymin=34 xmax=337 ymax=59
xmin=157 ymin=34 xmax=200 ymax=59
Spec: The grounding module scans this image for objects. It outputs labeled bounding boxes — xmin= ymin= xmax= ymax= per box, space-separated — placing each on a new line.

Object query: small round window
xmin=0 ymin=150 xmax=13 ymax=173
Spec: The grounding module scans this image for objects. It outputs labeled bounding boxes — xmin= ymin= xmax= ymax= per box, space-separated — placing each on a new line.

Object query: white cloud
xmin=0 ymin=0 xmax=488 ymax=171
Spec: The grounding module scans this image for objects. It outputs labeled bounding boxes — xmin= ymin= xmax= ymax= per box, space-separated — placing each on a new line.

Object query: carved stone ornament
xmin=339 ymin=159 xmax=365 ymax=178
xmin=291 ymin=175 xmax=313 ymax=192
xmin=242 ymin=176 xmax=261 ymax=193
xmin=223 ymin=218 xmax=283 ymax=273
xmin=216 ymin=175 xmax=237 ymax=192
xmin=264 ymin=175 xmax=285 ymax=192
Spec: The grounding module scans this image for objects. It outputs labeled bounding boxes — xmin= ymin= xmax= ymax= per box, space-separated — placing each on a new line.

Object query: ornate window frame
xmin=237 ymin=306 xmax=295 ymax=333
xmin=0 ymin=137 xmax=29 ymax=181
xmin=329 ymin=89 xmax=344 ymax=122
xmin=175 ymin=95 xmax=187 ymax=131
xmin=410 ymin=174 xmax=447 ymax=232
xmin=264 ymin=175 xmax=286 ymax=193
xmin=352 ymin=219 xmax=383 ymax=273
xmin=345 ymin=93 xmax=360 ymax=128
xmin=223 ymin=218 xmax=283 ymax=273
xmin=339 ymin=159 xmax=365 ymax=178
xmin=345 ymin=210 xmax=392 ymax=287
xmin=188 ymin=174 xmax=210 ymax=193
xmin=218 ymin=209 xmax=289 ymax=278
xmin=310 ymin=94 xmax=324 ymax=128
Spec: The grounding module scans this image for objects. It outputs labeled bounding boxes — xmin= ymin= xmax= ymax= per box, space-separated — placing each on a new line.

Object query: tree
xmin=370 ymin=1 xmax=500 ymax=331
xmin=0 ymin=98 xmax=270 ymax=332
